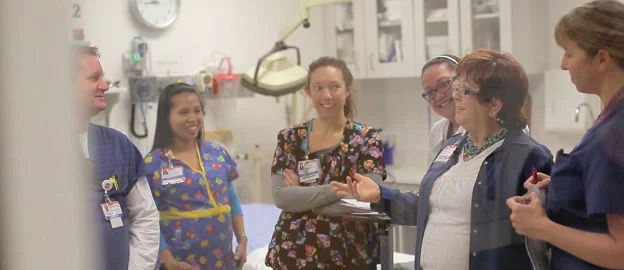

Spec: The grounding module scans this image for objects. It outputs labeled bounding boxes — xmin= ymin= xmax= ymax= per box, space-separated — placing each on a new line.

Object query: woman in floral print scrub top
xmin=264 ymin=56 xmax=387 ymax=269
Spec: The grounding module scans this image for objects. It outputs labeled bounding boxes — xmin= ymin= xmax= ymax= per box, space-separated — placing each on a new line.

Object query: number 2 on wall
xmin=72 ymin=3 xmax=81 ymax=18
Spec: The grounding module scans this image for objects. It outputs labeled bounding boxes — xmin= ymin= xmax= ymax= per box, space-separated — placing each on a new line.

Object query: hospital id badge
xmin=161 ymin=166 xmax=185 ymax=185
xmin=101 ymin=201 xmax=124 ymax=228
xmin=434 ymin=145 xmax=457 ymax=163
xmin=297 ymin=159 xmax=321 ymax=184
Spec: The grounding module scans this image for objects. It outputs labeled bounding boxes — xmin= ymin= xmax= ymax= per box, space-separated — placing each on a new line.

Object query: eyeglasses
xmin=451 ymin=85 xmax=481 ymax=97
xmin=421 ymin=78 xmax=453 ymax=101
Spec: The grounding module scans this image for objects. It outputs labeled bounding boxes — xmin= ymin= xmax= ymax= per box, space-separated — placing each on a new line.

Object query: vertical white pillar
xmin=0 ymin=0 xmax=96 ymax=269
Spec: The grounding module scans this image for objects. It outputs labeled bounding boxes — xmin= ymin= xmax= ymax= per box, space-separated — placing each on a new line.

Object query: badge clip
xmin=166 ymin=150 xmax=174 ymax=168
xmin=101 ymin=176 xmax=119 ymax=192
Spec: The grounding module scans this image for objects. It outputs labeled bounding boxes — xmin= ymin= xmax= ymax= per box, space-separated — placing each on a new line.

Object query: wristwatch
xmin=238 ymin=234 xmax=248 ymax=242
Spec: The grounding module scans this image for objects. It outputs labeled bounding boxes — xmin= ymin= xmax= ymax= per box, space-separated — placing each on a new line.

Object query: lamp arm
xmin=278 ymin=0 xmax=352 ymax=42
xmin=278 ymin=13 xmax=307 ymax=42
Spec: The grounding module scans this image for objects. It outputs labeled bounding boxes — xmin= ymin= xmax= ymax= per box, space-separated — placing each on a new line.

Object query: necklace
xmin=463 ymin=128 xmax=507 ymax=161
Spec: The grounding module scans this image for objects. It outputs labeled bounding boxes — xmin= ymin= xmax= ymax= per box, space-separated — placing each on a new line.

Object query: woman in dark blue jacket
xmin=332 ymin=49 xmax=553 ymax=270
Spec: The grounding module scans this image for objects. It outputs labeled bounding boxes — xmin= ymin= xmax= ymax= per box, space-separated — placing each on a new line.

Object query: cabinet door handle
xmin=369 ymin=53 xmax=375 ymax=72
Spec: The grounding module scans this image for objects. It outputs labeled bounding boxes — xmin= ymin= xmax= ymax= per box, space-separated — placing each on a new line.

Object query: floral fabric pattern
xmin=265 ymin=120 xmax=387 ymax=269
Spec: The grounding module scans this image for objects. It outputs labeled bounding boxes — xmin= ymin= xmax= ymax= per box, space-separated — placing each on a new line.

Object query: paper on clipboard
xmin=313 ymin=198 xmax=379 ymax=217
xmin=350 ymin=211 xmax=382 ymax=215
xmin=340 ymin=198 xmax=380 ymax=215
xmin=341 ymin=198 xmax=372 ymax=210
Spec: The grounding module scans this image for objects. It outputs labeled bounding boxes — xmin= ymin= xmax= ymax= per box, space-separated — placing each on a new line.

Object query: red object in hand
xmin=532 ymin=167 xmax=538 ymax=183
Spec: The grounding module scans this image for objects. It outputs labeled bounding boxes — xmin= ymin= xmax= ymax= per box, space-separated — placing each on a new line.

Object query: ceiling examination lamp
xmin=242 ymin=0 xmax=352 ymax=97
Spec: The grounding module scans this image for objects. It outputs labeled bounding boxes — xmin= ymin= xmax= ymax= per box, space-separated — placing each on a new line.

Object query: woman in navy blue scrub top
xmin=507 ymin=1 xmax=624 ymax=269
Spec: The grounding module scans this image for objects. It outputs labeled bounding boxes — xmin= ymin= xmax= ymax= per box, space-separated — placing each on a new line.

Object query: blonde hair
xmin=71 ymin=44 xmax=99 ymax=75
xmin=555 ymin=0 xmax=624 ymax=68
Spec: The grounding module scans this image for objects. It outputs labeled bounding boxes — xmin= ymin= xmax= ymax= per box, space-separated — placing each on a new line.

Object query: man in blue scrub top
xmin=74 ymin=43 xmax=160 ymax=269
xmin=507 ymin=1 xmax=624 ymax=269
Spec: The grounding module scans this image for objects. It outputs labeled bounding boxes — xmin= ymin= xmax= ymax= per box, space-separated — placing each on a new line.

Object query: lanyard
xmin=302 ymin=120 xmax=314 ymax=160
xmin=194 ymin=142 xmax=209 ymax=178
xmin=164 ymin=142 xmax=218 ymax=208
xmin=194 ymin=142 xmax=220 ymax=209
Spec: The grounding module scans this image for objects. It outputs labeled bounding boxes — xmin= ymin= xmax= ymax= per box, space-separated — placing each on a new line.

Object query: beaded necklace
xmin=463 ymin=128 xmax=508 ymax=161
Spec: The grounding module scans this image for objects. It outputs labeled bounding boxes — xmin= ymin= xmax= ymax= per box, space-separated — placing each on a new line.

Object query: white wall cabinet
xmin=413 ymin=0 xmax=460 ymax=63
xmin=324 ymin=0 xmax=417 ymax=79
xmin=324 ymin=2 xmax=367 ymax=78
xmin=325 ymin=0 xmax=548 ymax=78
xmin=415 ymin=0 xmax=548 ymax=74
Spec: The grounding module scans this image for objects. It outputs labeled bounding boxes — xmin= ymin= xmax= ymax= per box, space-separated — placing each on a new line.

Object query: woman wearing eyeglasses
xmin=332 ymin=49 xmax=553 ymax=270
xmin=420 ymin=55 xmax=466 ymax=166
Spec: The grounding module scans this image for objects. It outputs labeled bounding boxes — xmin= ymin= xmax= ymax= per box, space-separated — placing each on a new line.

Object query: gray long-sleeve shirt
xmin=272 ymin=173 xmax=383 ymax=213
xmin=272 ymin=141 xmax=383 ymax=213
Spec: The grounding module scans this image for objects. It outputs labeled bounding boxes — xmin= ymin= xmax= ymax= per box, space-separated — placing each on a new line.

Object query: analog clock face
xmin=131 ymin=0 xmax=180 ymax=29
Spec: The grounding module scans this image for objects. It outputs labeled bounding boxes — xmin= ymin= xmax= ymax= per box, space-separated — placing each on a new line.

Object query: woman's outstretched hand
xmin=330 ymin=173 xmax=381 ymax=203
